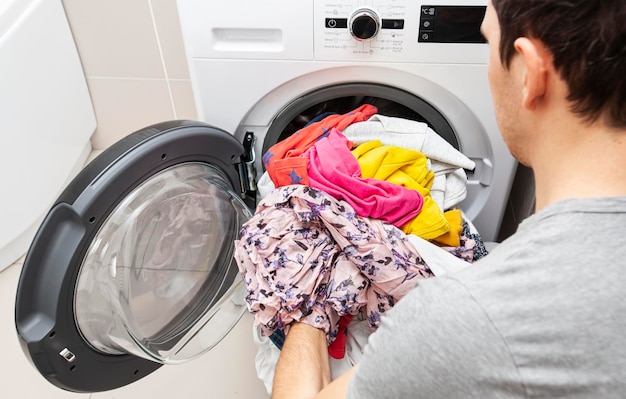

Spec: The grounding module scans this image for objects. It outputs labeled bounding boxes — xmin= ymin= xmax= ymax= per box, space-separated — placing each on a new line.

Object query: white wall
xmin=62 ymin=0 xmax=198 ymax=149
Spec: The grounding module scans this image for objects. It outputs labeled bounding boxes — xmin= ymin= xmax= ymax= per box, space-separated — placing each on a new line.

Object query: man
xmin=271 ymin=0 xmax=626 ymax=397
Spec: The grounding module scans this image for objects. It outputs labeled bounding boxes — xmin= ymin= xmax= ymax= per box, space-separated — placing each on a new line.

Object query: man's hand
xmin=271 ymin=323 xmax=356 ymax=399
xmin=271 ymin=323 xmax=331 ymax=399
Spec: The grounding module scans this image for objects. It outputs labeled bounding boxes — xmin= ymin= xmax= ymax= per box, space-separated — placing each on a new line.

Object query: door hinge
xmin=238 ymin=131 xmax=257 ymax=202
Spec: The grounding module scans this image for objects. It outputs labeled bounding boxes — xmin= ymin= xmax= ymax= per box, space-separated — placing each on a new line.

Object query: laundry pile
xmin=234 ymin=104 xmax=487 ymax=368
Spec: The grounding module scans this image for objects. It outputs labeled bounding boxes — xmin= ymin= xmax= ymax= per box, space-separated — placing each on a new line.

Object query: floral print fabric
xmin=234 ymin=185 xmax=434 ymax=345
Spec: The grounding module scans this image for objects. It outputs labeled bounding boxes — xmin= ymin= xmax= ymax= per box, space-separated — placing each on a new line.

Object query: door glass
xmin=74 ymin=162 xmax=252 ymax=364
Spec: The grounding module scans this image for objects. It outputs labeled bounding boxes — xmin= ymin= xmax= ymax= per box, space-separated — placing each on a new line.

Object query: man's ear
xmin=513 ymin=37 xmax=548 ymax=110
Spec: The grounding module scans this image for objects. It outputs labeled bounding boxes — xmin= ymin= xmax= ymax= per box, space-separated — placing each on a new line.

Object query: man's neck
xmin=531 ymin=122 xmax=626 ymax=211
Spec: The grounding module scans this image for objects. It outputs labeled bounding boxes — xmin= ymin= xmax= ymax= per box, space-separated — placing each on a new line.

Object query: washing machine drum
xmin=15 ymin=121 xmax=255 ymax=393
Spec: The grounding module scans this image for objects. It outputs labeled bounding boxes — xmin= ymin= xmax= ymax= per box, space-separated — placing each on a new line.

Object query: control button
xmin=348 ymin=7 xmax=381 ymax=41
xmin=381 ymin=19 xmax=405 ymax=29
xmin=421 ymin=6 xmax=436 ymax=16
xmin=419 ymin=6 xmax=436 ymax=43
xmin=325 ymin=18 xmax=348 ymax=29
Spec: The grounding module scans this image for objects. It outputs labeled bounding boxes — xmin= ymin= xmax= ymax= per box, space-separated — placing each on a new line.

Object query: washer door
xmin=15 ymin=121 xmax=255 ymax=392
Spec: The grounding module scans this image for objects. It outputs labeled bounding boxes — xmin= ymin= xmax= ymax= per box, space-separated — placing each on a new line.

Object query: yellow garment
xmin=351 ymin=140 xmax=434 ymax=194
xmin=352 ymin=140 xmax=449 ymax=239
xmin=430 ymin=209 xmax=464 ymax=247
xmin=400 ymin=196 xmax=451 ymax=239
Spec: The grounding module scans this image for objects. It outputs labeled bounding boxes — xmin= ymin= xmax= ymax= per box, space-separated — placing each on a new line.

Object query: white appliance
xmin=15 ymin=0 xmax=517 ymax=397
xmin=0 ymin=0 xmax=95 ymax=272
xmin=178 ymin=0 xmax=517 ymax=243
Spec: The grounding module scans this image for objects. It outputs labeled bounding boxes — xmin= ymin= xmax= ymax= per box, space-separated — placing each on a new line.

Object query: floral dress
xmin=234 ymin=185 xmax=434 ymax=345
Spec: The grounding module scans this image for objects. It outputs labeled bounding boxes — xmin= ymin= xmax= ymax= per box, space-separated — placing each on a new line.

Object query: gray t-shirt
xmin=347 ymin=197 xmax=626 ymax=398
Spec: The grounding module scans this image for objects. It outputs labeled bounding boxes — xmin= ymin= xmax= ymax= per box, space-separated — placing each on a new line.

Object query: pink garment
xmin=305 ymin=128 xmax=424 ymax=227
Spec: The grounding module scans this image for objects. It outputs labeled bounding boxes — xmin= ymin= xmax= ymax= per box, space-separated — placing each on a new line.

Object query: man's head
xmin=489 ymin=0 xmax=626 ymax=130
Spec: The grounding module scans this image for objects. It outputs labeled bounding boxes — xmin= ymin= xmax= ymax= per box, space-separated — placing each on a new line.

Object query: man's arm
xmin=271 ymin=323 xmax=353 ymax=399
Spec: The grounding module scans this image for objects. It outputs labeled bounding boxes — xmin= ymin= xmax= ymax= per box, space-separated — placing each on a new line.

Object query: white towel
xmin=256 ymin=171 xmax=275 ymax=200
xmin=343 ymin=114 xmax=475 ymax=170
xmin=343 ymin=114 xmax=475 ymax=210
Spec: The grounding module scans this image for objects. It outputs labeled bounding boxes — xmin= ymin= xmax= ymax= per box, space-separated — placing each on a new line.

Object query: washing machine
xmin=178 ymin=0 xmax=516 ymax=243
xmin=15 ymin=0 xmax=517 ymax=395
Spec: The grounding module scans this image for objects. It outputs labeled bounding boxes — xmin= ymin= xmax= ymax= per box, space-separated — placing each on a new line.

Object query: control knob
xmin=348 ymin=7 xmax=381 ymax=42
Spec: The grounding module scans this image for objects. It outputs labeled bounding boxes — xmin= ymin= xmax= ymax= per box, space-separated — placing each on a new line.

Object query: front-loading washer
xmin=15 ymin=0 xmax=517 ymax=396
xmin=178 ymin=0 xmax=517 ymax=243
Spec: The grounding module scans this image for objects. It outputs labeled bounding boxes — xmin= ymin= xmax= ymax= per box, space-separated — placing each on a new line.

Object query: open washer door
xmin=15 ymin=121 xmax=257 ymax=393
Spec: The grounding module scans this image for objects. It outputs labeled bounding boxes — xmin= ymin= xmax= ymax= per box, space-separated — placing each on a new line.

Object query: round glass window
xmin=74 ymin=162 xmax=252 ymax=364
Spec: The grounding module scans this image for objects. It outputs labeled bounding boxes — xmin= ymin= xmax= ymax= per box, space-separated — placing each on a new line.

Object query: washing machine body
xmin=178 ymin=0 xmax=516 ymax=243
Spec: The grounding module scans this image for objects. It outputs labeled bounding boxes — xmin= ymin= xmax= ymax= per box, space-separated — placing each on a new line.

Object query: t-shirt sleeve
xmin=346 ymin=277 xmax=525 ymax=399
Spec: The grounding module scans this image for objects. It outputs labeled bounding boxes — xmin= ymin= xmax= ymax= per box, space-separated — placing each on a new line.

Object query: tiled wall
xmin=62 ymin=0 xmax=197 ymax=150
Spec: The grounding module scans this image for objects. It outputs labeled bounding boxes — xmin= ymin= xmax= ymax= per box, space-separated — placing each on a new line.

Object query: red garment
xmin=263 ymin=104 xmax=378 ymax=187
xmin=328 ymin=314 xmax=352 ymax=359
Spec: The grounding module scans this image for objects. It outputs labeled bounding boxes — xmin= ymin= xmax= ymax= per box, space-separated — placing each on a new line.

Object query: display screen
xmin=419 ymin=6 xmax=486 ymax=43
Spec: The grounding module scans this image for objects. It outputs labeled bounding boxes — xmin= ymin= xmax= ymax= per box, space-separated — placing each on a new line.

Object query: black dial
xmin=349 ymin=8 xmax=381 ymax=41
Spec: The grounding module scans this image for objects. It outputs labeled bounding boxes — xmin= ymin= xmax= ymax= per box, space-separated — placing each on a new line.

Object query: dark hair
xmin=492 ymin=0 xmax=626 ymax=128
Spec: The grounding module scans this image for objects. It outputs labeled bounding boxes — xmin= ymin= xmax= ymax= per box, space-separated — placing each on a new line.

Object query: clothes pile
xmin=233 ymin=104 xmax=488 ymax=390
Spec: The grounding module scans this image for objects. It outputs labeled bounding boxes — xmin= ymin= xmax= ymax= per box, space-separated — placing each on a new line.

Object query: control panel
xmin=418 ymin=5 xmax=486 ymax=43
xmin=314 ymin=1 xmax=487 ymax=63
